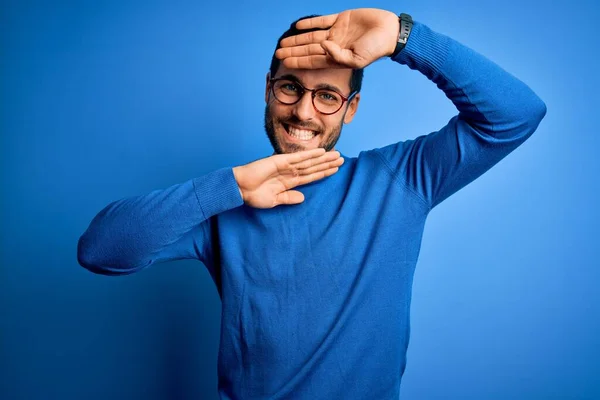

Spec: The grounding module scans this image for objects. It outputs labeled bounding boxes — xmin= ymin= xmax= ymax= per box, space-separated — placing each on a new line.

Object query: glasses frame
xmin=269 ymin=78 xmax=357 ymax=116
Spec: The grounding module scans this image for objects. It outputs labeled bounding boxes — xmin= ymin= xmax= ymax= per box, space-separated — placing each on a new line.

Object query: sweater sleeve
xmin=77 ymin=167 xmax=244 ymax=276
xmin=372 ymin=21 xmax=547 ymax=210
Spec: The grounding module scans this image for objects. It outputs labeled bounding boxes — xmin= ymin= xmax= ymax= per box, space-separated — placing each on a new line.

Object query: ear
xmin=265 ymin=72 xmax=271 ymax=104
xmin=343 ymin=93 xmax=360 ymax=124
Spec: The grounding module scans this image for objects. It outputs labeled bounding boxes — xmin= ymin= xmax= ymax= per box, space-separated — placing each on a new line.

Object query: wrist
xmin=387 ymin=12 xmax=401 ymax=57
xmin=231 ymin=166 xmax=245 ymax=202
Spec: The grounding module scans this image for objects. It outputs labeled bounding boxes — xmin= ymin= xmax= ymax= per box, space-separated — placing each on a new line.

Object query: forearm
xmin=394 ymin=21 xmax=547 ymax=136
xmin=373 ymin=20 xmax=547 ymax=209
xmin=77 ymin=167 xmax=243 ymax=275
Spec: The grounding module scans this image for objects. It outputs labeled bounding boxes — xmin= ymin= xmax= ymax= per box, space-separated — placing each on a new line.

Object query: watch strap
xmin=391 ymin=13 xmax=413 ymax=58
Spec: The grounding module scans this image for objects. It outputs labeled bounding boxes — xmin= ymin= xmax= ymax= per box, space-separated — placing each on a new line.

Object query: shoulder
xmin=355 ymin=140 xmax=413 ymax=170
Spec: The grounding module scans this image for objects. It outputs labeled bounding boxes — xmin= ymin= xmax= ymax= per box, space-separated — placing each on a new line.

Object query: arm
xmin=275 ymin=9 xmax=547 ymax=210
xmin=373 ymin=20 xmax=547 ymax=209
xmin=77 ymin=167 xmax=242 ymax=276
xmin=77 ymin=149 xmax=344 ymax=275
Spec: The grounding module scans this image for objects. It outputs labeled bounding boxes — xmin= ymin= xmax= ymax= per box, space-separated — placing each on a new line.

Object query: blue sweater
xmin=78 ymin=21 xmax=546 ymax=399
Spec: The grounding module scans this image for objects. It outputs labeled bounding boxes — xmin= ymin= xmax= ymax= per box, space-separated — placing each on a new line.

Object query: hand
xmin=232 ymin=148 xmax=344 ymax=208
xmin=275 ymin=8 xmax=399 ymax=69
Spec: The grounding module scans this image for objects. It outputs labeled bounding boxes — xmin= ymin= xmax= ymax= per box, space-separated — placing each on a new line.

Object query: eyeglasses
xmin=269 ymin=78 xmax=357 ymax=115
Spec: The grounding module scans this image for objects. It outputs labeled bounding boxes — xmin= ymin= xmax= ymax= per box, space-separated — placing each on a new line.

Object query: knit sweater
xmin=78 ymin=21 xmax=546 ymax=399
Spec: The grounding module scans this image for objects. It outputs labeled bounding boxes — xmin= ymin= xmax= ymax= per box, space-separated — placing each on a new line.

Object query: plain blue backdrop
xmin=2 ymin=0 xmax=599 ymax=399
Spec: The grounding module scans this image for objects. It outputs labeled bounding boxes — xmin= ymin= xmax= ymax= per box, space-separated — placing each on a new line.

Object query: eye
xmin=316 ymin=91 xmax=340 ymax=103
xmin=279 ymin=82 xmax=300 ymax=93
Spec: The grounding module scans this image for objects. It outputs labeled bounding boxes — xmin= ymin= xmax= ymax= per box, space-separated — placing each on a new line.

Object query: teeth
xmin=288 ymin=126 xmax=316 ymax=140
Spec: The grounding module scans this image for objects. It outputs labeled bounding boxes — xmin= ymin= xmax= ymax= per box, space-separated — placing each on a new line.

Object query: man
xmin=78 ymin=8 xmax=546 ymax=399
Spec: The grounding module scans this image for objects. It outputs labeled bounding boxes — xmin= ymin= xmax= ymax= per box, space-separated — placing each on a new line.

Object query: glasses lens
xmin=273 ymin=80 xmax=301 ymax=104
xmin=272 ymin=79 xmax=344 ymax=114
xmin=313 ymin=89 xmax=343 ymax=114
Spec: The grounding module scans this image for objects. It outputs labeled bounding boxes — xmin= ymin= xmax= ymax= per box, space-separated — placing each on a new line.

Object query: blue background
xmin=2 ymin=0 xmax=599 ymax=399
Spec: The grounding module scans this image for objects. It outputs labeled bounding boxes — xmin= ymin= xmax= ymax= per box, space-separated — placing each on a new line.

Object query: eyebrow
xmin=278 ymin=73 xmax=345 ymax=94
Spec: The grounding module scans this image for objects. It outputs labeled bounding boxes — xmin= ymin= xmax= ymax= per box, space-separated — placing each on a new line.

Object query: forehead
xmin=274 ymin=64 xmax=353 ymax=92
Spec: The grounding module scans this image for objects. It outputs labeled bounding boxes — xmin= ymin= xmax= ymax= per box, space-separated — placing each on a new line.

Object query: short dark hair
xmin=269 ymin=15 xmax=364 ymax=94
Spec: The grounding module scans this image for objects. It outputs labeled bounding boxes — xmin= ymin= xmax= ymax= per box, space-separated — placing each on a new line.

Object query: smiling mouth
xmin=283 ymin=123 xmax=319 ymax=141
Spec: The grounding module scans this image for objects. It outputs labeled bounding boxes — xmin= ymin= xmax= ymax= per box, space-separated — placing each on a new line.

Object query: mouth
xmin=282 ymin=123 xmax=320 ymax=143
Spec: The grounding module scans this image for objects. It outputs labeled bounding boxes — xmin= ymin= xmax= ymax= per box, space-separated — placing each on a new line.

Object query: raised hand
xmin=232 ymin=148 xmax=344 ymax=208
xmin=275 ymin=8 xmax=399 ymax=69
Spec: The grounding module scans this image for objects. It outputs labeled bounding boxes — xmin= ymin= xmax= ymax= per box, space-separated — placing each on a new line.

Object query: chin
xmin=278 ymin=140 xmax=317 ymax=154
xmin=277 ymin=126 xmax=322 ymax=153
xmin=264 ymin=105 xmax=341 ymax=154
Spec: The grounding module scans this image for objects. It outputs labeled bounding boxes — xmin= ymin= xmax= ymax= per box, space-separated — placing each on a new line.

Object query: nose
xmin=292 ymin=92 xmax=316 ymax=121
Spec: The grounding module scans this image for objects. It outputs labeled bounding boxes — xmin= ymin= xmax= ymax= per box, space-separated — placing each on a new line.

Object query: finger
xmin=293 ymin=150 xmax=340 ymax=170
xmin=300 ymin=156 xmax=344 ymax=175
xmin=275 ymin=43 xmax=327 ymax=60
xmin=295 ymin=166 xmax=340 ymax=186
xmin=282 ymin=55 xmax=343 ymax=70
xmin=275 ymin=190 xmax=304 ymax=206
xmin=321 ymin=40 xmax=356 ymax=66
xmin=295 ymin=14 xmax=338 ymax=30
xmin=279 ymin=30 xmax=329 ymax=48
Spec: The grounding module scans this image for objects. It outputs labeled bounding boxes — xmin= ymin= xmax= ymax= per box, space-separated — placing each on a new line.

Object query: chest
xmin=215 ymin=175 xmax=426 ymax=294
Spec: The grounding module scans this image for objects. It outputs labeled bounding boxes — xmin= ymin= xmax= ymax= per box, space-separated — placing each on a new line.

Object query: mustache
xmin=277 ymin=116 xmax=322 ymax=133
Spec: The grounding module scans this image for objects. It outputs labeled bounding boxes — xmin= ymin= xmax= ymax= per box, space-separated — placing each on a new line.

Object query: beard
xmin=264 ymin=104 xmax=344 ymax=154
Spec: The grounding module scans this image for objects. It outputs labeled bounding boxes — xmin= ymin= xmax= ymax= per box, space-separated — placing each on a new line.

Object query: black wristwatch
xmin=390 ymin=13 xmax=413 ymax=58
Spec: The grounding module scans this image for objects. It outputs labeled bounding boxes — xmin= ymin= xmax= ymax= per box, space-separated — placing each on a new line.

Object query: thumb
xmin=321 ymin=40 xmax=353 ymax=66
xmin=274 ymin=190 xmax=305 ymax=206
